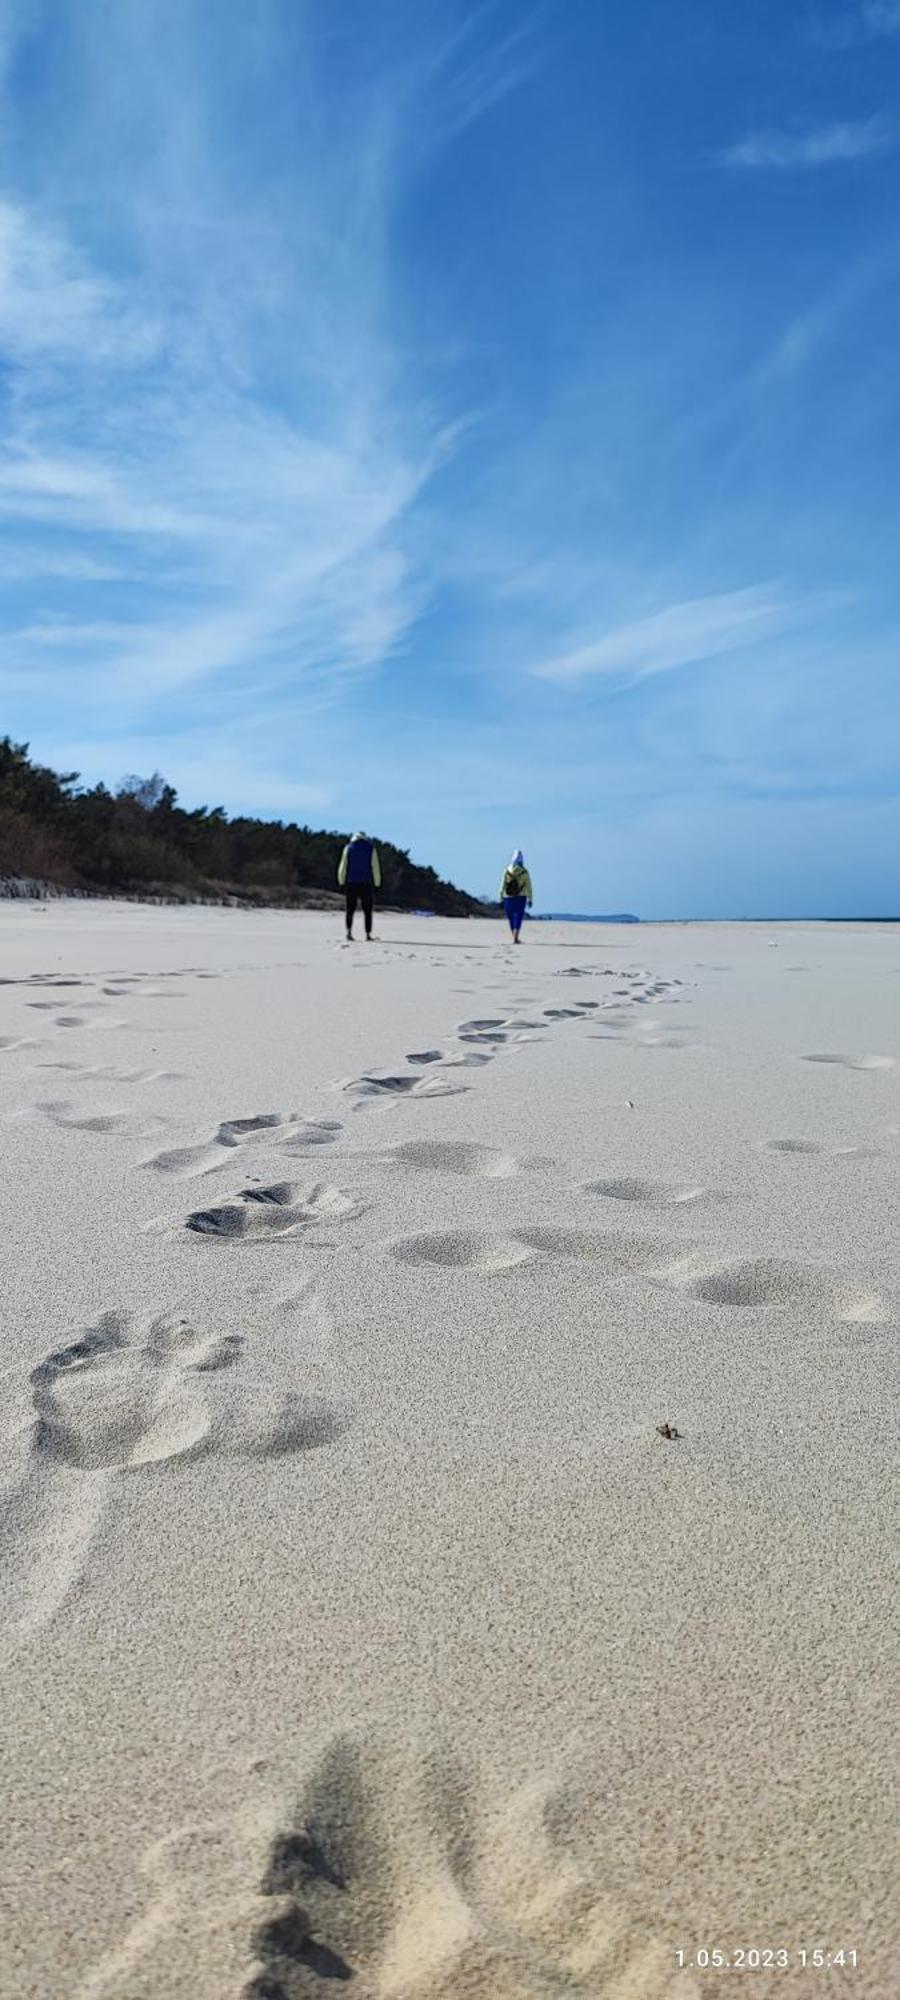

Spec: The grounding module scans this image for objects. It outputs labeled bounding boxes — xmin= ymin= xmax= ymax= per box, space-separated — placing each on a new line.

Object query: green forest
xmin=0 ymin=738 xmax=486 ymax=916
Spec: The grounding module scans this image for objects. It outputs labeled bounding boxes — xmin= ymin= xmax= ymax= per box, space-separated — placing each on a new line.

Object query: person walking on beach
xmin=499 ymin=848 xmax=533 ymax=942
xmin=337 ymin=831 xmax=382 ymax=941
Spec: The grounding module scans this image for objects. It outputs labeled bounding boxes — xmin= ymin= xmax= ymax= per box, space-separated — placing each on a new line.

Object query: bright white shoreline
xmin=0 ymin=906 xmax=897 ymax=1997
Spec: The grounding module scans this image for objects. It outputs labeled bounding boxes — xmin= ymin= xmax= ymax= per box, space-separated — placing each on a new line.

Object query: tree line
xmin=0 ymin=738 xmax=486 ymax=916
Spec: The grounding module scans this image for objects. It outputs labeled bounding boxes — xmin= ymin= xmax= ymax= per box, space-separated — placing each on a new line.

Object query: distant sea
xmin=530 ymin=912 xmax=640 ymax=924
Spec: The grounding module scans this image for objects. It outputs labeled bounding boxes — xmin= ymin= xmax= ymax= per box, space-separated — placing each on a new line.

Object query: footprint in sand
xmin=185 ymin=1181 xmax=364 ymax=1238
xmin=758 ymin=1137 xmax=880 ymax=1159
xmin=52 ymin=1013 xmax=129 ymax=1031
xmin=388 ymin=1229 xmax=889 ymax=1323
xmin=101 ymin=985 xmax=185 ymax=1000
xmin=28 ymin=998 xmax=116 ymax=1016
xmin=653 ymin=1254 xmax=888 ymax=1323
xmin=583 ymin=1177 xmax=705 ymax=1207
xmin=437 ymin=1048 xmax=496 ymax=1069
xmin=38 ymin=1061 xmax=181 ymax=1083
xmin=389 ymin=1230 xmax=532 ymax=1272
xmin=382 ymin=1139 xmax=518 ymax=1177
xmin=273 ymin=1119 xmax=344 ymax=1153
xmin=140 ymin=1140 xmax=230 ymax=1177
xmin=761 ymin=1138 xmax=825 ymax=1155
xmin=12 ymin=975 xmax=85 ymax=989
xmin=515 ymin=1226 xmax=675 ymax=1268
xmin=217 ymin=1114 xmax=290 ymax=1143
xmin=0 ymin=1311 xmax=226 ymax=1641
xmin=801 ymin=1053 xmax=896 ymax=1071
xmin=36 ymin=1099 xmax=130 ymax=1134
xmin=78 ymin=1731 xmax=683 ymax=1999
xmin=140 ymin=1114 xmax=343 ymax=1180
xmin=29 ymin=1311 xmax=239 ymax=1469
xmin=0 ymin=1307 xmax=345 ymax=1641
xmin=631 ymin=1030 xmax=690 ymax=1050
xmin=389 ymin=1227 xmax=674 ymax=1273
xmin=341 ymin=1071 xmax=468 ymax=1108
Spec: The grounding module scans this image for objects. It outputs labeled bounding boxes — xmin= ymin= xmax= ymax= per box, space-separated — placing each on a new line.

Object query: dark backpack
xmin=503 ymin=867 xmax=522 ymax=898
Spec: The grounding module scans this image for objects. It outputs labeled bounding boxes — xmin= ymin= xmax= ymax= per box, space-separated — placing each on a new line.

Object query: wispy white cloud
xmin=0 ymin=176 xmax=438 ymax=706
xmin=0 ymin=199 xmax=161 ymax=364
xmin=807 ymin=3 xmax=900 ymax=48
xmin=0 ymin=2 xmax=534 ymax=738
xmin=0 ymin=544 xmax=129 ymax=583
xmin=860 ymin=0 xmax=900 ymax=34
xmin=429 ymin=6 xmax=543 ymax=143
xmin=3 ymin=618 xmax=142 ymax=649
xmin=725 ymin=116 xmax=893 ymax=169
xmin=531 ymin=585 xmax=799 ymax=686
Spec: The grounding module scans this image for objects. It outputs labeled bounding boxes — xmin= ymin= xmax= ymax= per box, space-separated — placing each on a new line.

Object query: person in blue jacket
xmin=499 ymin=849 xmax=533 ymax=941
xmin=337 ymin=832 xmax=382 ymax=940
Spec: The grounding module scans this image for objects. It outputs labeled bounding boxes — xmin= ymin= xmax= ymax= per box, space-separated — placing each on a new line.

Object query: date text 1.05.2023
xmin=675 ymin=1949 xmax=859 ymax=1972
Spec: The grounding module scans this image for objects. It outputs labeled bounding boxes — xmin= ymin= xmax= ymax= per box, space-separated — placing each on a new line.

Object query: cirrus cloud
xmin=531 ymin=585 xmax=803 ymax=687
xmin=725 ymin=116 xmax=894 ymax=169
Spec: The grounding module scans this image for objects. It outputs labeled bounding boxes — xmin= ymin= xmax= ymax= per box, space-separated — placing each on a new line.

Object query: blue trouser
xmin=504 ymin=894 xmax=527 ymax=934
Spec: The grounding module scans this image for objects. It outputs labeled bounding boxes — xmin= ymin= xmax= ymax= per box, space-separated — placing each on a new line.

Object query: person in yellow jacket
xmin=498 ymin=848 xmax=533 ymax=942
xmin=337 ymin=832 xmax=382 ymax=940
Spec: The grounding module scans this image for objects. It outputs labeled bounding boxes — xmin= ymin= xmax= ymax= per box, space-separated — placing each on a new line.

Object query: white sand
xmin=0 ymin=906 xmax=897 ymax=1999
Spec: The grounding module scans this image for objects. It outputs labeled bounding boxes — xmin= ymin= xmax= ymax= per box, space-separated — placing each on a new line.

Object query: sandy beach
xmin=0 ymin=905 xmax=896 ymax=1999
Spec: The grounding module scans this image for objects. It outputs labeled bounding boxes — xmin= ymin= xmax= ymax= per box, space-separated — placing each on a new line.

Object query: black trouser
xmin=345 ymin=884 xmax=374 ymax=935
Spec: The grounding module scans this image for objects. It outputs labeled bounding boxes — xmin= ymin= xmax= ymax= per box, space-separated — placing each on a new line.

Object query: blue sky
xmin=1 ymin=0 xmax=899 ymax=916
